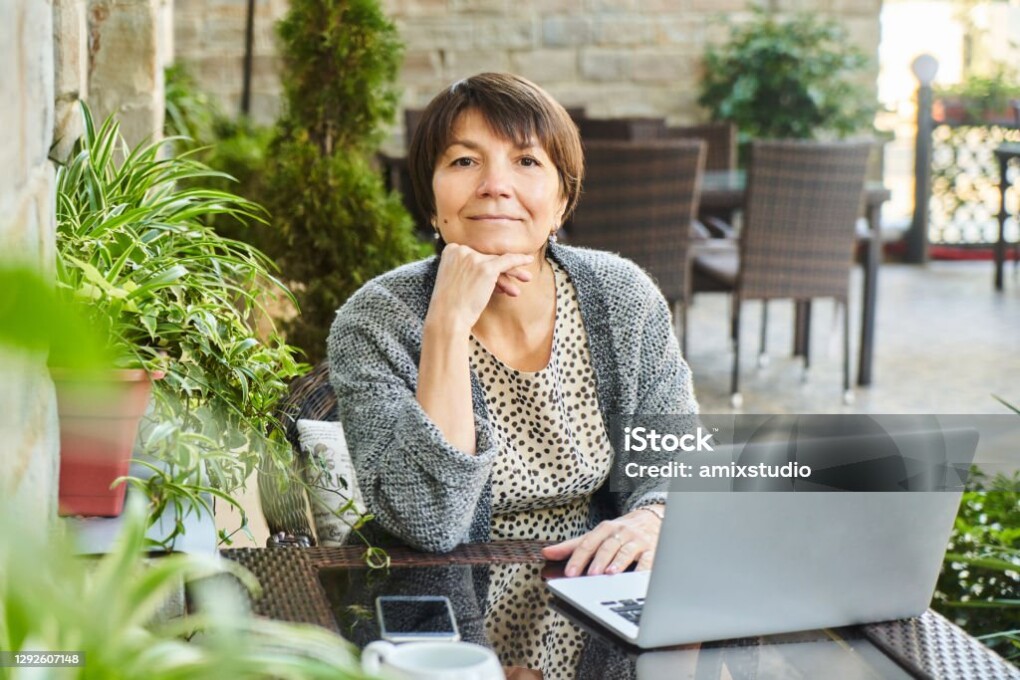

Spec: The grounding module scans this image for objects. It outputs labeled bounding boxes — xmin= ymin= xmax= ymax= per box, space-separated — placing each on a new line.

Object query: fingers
xmin=540 ymin=536 xmax=582 ymax=561
xmin=431 ymin=245 xmax=537 ymax=324
xmin=636 ymin=549 xmax=656 ymax=572
xmin=492 ymin=252 xmax=536 ymax=272
xmin=602 ymin=537 xmax=643 ymax=576
xmin=547 ymin=522 xmax=654 ymax=577
xmin=586 ymin=530 xmax=642 ymax=576
xmin=494 ymin=273 xmax=522 ymax=297
xmin=504 ymin=266 xmax=533 ymax=283
xmin=565 ymin=525 xmax=625 ymax=577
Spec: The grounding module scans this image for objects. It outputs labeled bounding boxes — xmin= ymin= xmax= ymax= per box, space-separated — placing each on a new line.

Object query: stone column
xmin=53 ymin=0 xmax=89 ymax=161
xmin=87 ymin=0 xmax=166 ymax=147
xmin=0 ymin=0 xmax=60 ymax=521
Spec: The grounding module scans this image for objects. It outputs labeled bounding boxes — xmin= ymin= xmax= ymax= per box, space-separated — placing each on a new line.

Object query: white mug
xmin=361 ymin=640 xmax=504 ymax=680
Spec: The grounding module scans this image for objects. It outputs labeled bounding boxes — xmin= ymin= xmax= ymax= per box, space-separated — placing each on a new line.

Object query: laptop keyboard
xmin=601 ymin=597 xmax=645 ymax=625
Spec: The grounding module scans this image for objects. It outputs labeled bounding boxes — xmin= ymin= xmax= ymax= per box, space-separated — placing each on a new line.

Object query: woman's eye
xmin=519 ymin=156 xmax=540 ymax=167
xmin=452 ymin=157 xmax=475 ymax=167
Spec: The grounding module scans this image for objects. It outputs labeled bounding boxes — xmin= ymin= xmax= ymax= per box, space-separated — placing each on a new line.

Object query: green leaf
xmin=0 ymin=264 xmax=112 ymax=371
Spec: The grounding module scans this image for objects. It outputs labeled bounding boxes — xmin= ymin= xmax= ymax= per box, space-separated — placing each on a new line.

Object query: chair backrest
xmin=404 ymin=107 xmax=426 ymax=149
xmin=257 ymin=361 xmax=338 ymax=543
xmin=576 ymin=116 xmax=667 ymax=141
xmin=665 ymin=122 xmax=738 ymax=172
xmin=569 ymin=139 xmax=705 ymax=303
xmin=565 ymin=106 xmax=587 ymax=125
xmin=739 ymin=140 xmax=870 ymax=301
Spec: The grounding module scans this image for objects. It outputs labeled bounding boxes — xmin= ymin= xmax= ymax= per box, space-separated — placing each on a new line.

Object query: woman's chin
xmin=462 ymin=240 xmax=545 ymax=256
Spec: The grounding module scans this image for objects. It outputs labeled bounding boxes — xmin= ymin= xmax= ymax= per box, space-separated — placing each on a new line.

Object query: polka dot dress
xmin=470 ymin=257 xmax=615 ymax=541
xmin=470 ymin=257 xmax=613 ymax=677
xmin=484 ymin=562 xmax=586 ymax=679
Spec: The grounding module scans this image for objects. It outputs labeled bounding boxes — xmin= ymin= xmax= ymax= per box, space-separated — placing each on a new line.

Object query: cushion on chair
xmin=296 ymin=418 xmax=365 ymax=547
xmin=693 ymin=248 xmax=739 ymax=287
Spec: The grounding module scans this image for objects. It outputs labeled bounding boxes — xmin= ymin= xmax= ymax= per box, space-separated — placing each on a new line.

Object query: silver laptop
xmin=547 ymin=426 xmax=979 ymax=649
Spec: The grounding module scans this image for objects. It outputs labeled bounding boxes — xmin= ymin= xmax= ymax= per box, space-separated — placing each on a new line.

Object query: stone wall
xmin=0 ymin=0 xmax=168 ymax=520
xmin=0 ymin=0 xmax=60 ymax=520
xmin=174 ymin=0 xmax=289 ymax=126
xmin=172 ymin=0 xmax=882 ymax=149
xmin=87 ymin=0 xmax=171 ymax=147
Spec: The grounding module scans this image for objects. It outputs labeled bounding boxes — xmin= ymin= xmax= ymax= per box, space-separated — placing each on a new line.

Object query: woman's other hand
xmin=540 ymin=505 xmax=664 ymax=577
xmin=426 ymin=244 xmax=535 ymax=333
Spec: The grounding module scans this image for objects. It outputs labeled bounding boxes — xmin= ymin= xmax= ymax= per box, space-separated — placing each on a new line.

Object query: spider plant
xmin=54 ymin=104 xmax=306 ymax=546
xmin=0 ymin=497 xmax=368 ymax=679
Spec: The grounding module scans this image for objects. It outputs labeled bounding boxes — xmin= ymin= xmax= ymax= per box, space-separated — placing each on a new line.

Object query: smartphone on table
xmin=375 ymin=595 xmax=460 ymax=642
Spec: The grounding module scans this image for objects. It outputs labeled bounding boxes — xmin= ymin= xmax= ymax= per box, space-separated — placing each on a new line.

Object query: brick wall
xmin=172 ymin=0 xmax=882 ymax=150
xmin=174 ymin=0 xmax=289 ymax=125
xmin=87 ymin=0 xmax=170 ymax=147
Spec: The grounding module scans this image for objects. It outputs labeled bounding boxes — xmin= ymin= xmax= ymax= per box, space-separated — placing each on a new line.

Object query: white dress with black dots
xmin=470 ymin=258 xmax=614 ymax=677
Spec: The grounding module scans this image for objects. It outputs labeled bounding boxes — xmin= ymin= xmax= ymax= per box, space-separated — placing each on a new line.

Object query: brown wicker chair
xmin=258 ymin=361 xmax=338 ymax=546
xmin=575 ymin=116 xmax=668 ymax=142
xmin=567 ymin=139 xmax=706 ymax=354
xmin=665 ymin=122 xmax=737 ymax=173
xmin=666 ymin=122 xmax=739 ymax=238
xmin=404 ymin=107 xmax=426 ymax=148
xmin=693 ymin=140 xmax=871 ymax=407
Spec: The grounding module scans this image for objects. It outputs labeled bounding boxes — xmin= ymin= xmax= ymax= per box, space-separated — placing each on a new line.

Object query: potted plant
xmin=54 ymin=105 xmax=305 ymax=540
xmin=933 ymin=64 xmax=1020 ymax=127
xmin=0 ymin=496 xmax=369 ymax=679
xmin=2 ymin=290 xmax=367 ymax=676
xmin=697 ymin=7 xmax=876 ymax=144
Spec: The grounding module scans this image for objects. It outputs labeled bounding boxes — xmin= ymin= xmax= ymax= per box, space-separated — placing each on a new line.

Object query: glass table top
xmin=318 ymin=561 xmax=914 ymax=680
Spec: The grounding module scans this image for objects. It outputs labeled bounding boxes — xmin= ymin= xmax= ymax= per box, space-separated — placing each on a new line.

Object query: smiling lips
xmin=467 ymin=214 xmax=523 ymax=222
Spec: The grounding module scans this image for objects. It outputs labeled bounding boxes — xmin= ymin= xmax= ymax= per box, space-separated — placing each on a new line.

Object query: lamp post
xmin=907 ymin=54 xmax=939 ymax=264
xmin=241 ymin=0 xmax=256 ymax=116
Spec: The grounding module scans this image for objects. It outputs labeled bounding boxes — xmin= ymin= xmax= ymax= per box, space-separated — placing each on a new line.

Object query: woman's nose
xmin=477 ymin=162 xmax=513 ymax=198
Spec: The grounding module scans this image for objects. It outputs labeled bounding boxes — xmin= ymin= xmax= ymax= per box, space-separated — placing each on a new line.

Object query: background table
xmin=221 ymin=541 xmax=1018 ymax=679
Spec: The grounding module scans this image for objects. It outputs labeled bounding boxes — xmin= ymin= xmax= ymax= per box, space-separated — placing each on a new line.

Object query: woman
xmin=328 ymin=73 xmax=698 ymax=578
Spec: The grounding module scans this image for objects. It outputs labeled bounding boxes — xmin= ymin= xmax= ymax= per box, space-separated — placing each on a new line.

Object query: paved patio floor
xmin=686 ymin=260 xmax=1020 ymax=416
xmin=685 ymin=259 xmax=1020 ymax=477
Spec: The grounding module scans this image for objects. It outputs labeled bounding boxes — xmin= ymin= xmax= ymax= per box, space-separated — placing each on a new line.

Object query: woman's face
xmin=432 ymin=109 xmax=567 ymax=256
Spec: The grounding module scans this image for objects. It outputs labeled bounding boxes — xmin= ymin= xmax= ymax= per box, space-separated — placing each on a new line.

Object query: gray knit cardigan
xmin=327 ymin=242 xmax=699 ymax=552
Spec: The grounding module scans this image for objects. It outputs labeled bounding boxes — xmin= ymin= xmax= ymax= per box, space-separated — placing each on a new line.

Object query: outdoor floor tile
xmin=684 ymin=261 xmax=1020 ymax=416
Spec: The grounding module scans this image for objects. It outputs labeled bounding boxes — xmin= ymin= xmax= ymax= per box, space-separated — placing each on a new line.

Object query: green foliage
xmin=0 ymin=498 xmax=368 ymax=679
xmin=262 ymin=0 xmax=430 ymax=362
xmin=0 ymin=264 xmax=109 ymax=372
xmin=263 ymin=136 xmax=427 ymax=360
xmin=935 ymin=62 xmax=1020 ymax=122
xmin=55 ymin=104 xmax=306 ymax=547
xmin=162 ymin=63 xmax=399 ymax=555
xmin=164 ymin=65 xmax=273 ymax=247
xmin=276 ymin=0 xmax=403 ymax=154
xmin=164 ymin=63 xmax=220 ymax=146
xmin=698 ymin=7 xmax=876 ymax=141
xmin=934 ymin=467 xmax=1020 ymax=664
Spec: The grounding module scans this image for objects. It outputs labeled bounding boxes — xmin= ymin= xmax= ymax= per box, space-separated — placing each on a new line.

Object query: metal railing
xmin=930 ymin=122 xmax=1020 ymax=245
xmin=907 ymin=55 xmax=1020 ymax=261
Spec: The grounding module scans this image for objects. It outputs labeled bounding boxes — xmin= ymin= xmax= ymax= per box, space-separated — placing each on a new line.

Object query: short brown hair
xmin=408 ymin=73 xmax=584 ymax=225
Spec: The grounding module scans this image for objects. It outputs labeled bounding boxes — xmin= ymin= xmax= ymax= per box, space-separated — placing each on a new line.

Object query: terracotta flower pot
xmin=54 ymin=368 xmax=161 ymax=517
xmin=933 ymin=97 xmax=1020 ymax=126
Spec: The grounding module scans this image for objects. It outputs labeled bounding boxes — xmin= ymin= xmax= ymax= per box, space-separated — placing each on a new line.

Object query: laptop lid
xmin=634 ymin=426 xmax=979 ymax=648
